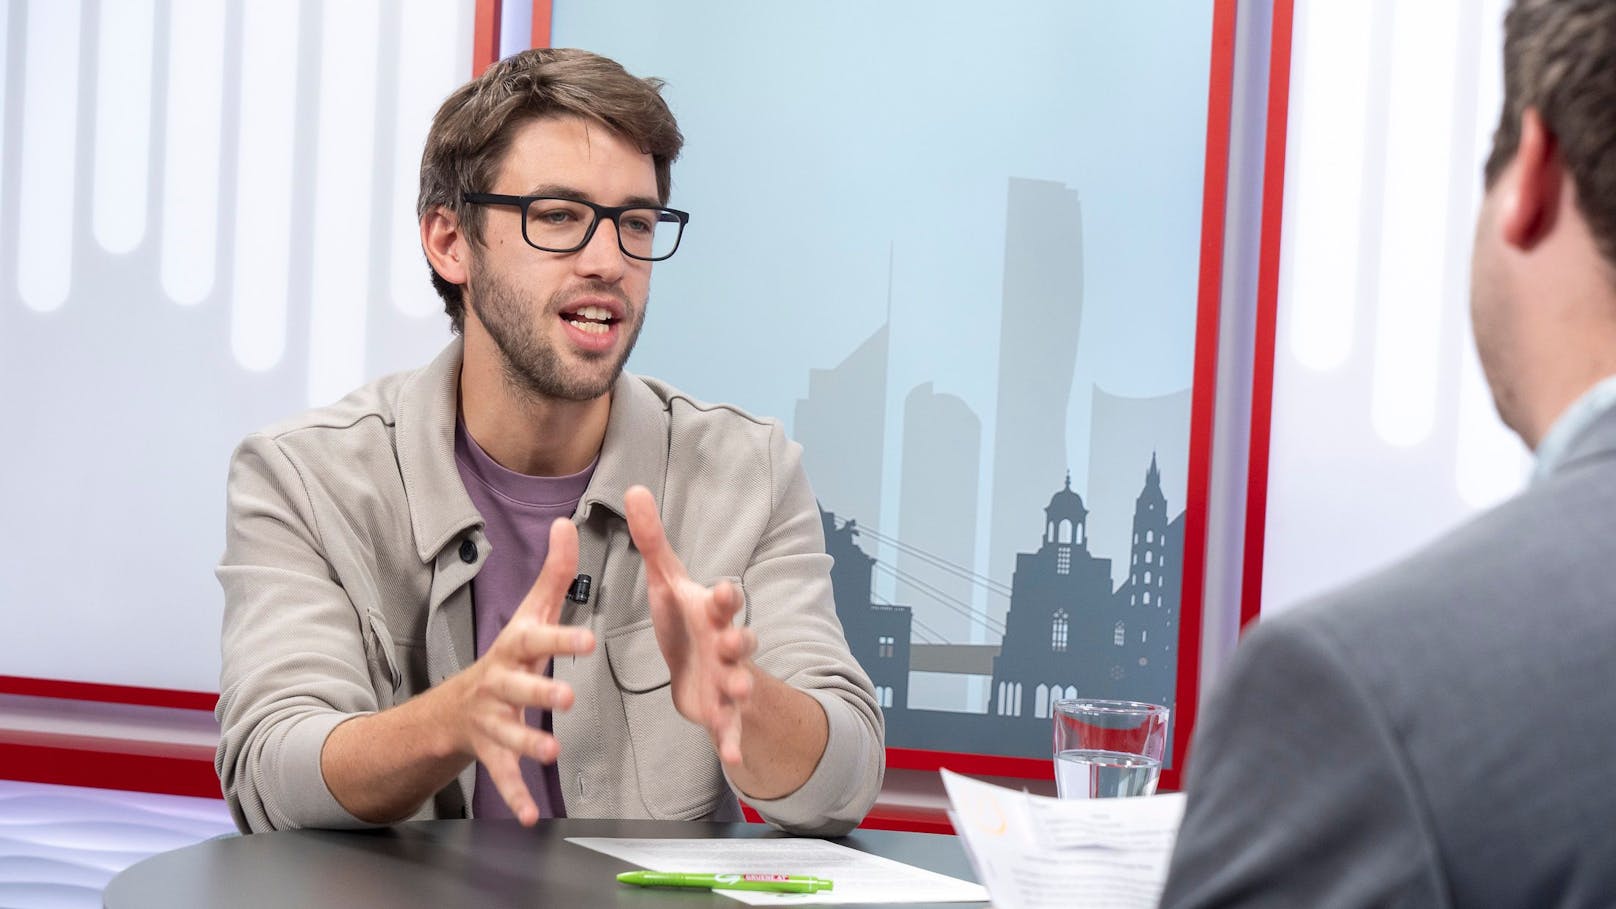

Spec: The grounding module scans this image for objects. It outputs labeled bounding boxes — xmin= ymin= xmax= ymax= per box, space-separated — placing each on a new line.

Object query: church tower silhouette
xmin=1129 ymin=454 xmax=1168 ymax=609
xmin=1121 ymin=454 xmax=1180 ymax=709
xmin=988 ymin=474 xmax=1114 ymax=719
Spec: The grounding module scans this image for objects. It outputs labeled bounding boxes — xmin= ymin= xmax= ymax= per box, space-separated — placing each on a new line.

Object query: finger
xmin=482 ymin=666 xmax=577 ymax=712
xmin=710 ymin=580 xmax=745 ymax=625
xmin=716 ymin=715 xmax=744 ymax=767
xmin=514 ymin=518 xmax=579 ymax=626
xmin=483 ymin=753 xmax=540 ymax=825
xmin=495 ymin=618 xmax=595 ymax=664
xmin=473 ymin=709 xmax=557 ymax=762
xmin=700 ymin=697 xmax=735 ymax=744
xmin=623 ymin=485 xmax=690 ymax=588
xmin=722 ymin=666 xmax=754 ymax=704
xmin=714 ymin=627 xmax=757 ymax=663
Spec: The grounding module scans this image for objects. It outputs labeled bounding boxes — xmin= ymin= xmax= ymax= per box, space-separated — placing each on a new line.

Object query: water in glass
xmin=1055 ymin=748 xmax=1162 ymax=799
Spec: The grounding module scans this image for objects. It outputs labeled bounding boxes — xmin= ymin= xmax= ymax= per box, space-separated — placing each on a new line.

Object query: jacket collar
xmin=579 ymin=368 xmax=669 ymax=524
xmin=396 ymin=337 xmax=669 ymax=562
xmin=1546 ymin=378 xmax=1616 ymax=480
xmin=398 ymin=338 xmax=482 ymax=563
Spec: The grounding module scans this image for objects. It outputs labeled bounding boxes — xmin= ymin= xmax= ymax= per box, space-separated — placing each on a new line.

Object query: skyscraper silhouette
xmin=896 ymin=382 xmax=983 ymax=643
xmin=793 ymin=323 xmax=888 ymax=528
xmin=986 ymin=178 xmax=1084 ymax=617
xmin=896 ymin=382 xmax=984 ymax=710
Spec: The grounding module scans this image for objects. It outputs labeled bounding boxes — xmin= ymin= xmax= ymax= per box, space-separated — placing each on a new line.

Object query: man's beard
xmin=467 ymin=266 xmax=645 ymax=403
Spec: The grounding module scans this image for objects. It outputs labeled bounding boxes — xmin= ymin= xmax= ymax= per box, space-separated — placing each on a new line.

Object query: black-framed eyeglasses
xmin=461 ymin=193 xmax=690 ymax=261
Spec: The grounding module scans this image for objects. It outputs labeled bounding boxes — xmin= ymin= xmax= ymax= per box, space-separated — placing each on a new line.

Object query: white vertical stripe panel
xmin=92 ymin=0 xmax=156 ymax=254
xmin=0 ymin=2 xmax=6 ymax=224
xmin=391 ymin=0 xmax=464 ymax=319
xmin=230 ymin=0 xmax=300 ymax=372
xmin=1283 ymin=0 xmax=1373 ymax=372
xmin=18 ymin=0 xmax=83 ymax=312
xmin=1370 ymin=0 xmax=1463 ymax=447
xmin=159 ymin=0 xmax=226 ymax=305
xmin=307 ymin=0 xmax=380 ymax=406
xmin=1456 ymin=0 xmax=1527 ymax=508
xmin=1471 ymin=0 xmax=1508 ymax=185
xmin=500 ymin=0 xmax=533 ymax=59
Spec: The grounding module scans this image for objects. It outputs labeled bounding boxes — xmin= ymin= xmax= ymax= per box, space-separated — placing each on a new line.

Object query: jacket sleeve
xmin=732 ymin=424 xmax=886 ymax=835
xmin=1158 ymin=614 xmax=1447 ymax=908
xmin=214 ymin=433 xmax=387 ymax=833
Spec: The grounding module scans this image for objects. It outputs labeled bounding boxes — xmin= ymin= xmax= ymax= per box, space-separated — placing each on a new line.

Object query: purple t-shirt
xmin=454 ymin=418 xmax=595 ymax=820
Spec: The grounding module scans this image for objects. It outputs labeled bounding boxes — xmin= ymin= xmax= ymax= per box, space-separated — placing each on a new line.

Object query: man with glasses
xmin=214 ymin=48 xmax=883 ymax=836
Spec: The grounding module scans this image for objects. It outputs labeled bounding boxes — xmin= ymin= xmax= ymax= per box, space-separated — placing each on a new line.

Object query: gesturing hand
xmin=623 ymin=485 xmax=758 ymax=768
xmin=455 ymin=517 xmax=595 ymax=825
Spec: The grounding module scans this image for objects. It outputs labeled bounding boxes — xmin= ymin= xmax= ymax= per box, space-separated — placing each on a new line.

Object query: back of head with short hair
xmin=417 ymin=48 xmax=685 ymax=332
xmin=1485 ymin=0 xmax=1616 ymax=274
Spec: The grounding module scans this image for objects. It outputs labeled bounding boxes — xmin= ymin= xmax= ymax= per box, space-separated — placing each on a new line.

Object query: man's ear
xmin=1500 ymin=107 xmax=1563 ymax=251
xmin=421 ymin=206 xmax=471 ymax=287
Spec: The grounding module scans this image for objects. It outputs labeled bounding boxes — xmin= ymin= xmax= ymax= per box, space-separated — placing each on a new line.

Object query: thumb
xmin=514 ymin=517 xmax=579 ymax=626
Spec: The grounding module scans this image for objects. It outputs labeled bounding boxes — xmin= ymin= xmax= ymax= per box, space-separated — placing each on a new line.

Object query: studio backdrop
xmin=0 ymin=0 xmax=1236 ymax=789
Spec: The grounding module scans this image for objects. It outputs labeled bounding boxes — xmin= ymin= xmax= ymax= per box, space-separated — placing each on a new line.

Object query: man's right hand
xmin=444 ymin=517 xmax=596 ymax=824
xmin=319 ymin=517 xmax=594 ymax=827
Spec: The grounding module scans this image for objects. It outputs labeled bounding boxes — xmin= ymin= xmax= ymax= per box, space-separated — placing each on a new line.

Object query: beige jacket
xmin=215 ymin=339 xmax=883 ymax=834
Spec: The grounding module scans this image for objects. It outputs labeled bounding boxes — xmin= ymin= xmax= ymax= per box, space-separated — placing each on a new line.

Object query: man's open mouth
xmin=561 ymin=304 xmax=619 ymax=336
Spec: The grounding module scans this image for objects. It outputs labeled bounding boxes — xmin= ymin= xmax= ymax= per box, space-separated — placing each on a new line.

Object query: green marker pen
xmin=616 ymin=871 xmax=834 ymax=894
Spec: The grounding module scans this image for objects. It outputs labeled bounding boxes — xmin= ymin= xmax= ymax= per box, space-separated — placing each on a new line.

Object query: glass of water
xmin=1052 ymin=699 xmax=1169 ymax=798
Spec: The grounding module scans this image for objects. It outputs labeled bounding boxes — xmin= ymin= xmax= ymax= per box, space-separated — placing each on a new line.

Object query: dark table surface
xmin=102 ymin=817 xmax=989 ymax=908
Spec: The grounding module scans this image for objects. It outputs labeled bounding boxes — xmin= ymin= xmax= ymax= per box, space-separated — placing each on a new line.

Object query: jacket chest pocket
xmin=604 ymin=621 xmax=726 ymax=820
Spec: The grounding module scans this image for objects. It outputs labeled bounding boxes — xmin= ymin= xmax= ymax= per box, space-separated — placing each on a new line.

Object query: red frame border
xmin=474 ymin=0 xmax=551 ymax=75
xmin=0 ymin=675 xmax=216 ymax=712
xmin=1 ymin=0 xmax=1244 ymax=808
xmin=0 ymin=741 xmax=222 ymax=800
xmin=531 ymin=0 xmax=552 ymax=50
xmin=1239 ymin=0 xmax=1296 ymax=630
xmin=0 ymin=675 xmax=221 ymax=800
xmin=472 ymin=0 xmax=501 ymax=76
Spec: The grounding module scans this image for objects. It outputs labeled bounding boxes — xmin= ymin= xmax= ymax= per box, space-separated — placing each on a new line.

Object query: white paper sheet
xmin=941 ymin=769 xmax=1186 ymax=909
xmin=565 ymin=836 xmax=989 ymax=905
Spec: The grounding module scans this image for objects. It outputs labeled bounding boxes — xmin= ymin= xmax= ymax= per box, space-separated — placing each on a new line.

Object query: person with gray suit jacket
xmin=1161 ymin=1 xmax=1616 ymax=905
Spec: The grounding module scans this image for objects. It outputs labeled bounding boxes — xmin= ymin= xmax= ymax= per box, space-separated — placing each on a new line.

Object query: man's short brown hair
xmin=417 ymin=48 xmax=684 ymax=332
xmin=1485 ymin=0 xmax=1616 ymax=272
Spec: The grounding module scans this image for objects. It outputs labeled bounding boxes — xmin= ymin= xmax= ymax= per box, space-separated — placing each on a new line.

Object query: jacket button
xmin=459 ymin=538 xmax=478 ymax=563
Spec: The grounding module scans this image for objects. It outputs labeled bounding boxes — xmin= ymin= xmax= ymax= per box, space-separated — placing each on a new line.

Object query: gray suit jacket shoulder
xmin=1161 ymin=407 xmax=1616 ymax=908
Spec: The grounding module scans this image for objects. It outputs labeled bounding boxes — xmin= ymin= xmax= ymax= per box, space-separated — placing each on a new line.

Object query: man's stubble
xmin=467 ymin=263 xmax=646 ymax=404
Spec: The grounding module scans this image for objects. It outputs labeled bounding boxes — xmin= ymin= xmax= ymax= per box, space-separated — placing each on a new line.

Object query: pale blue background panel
xmin=553 ymin=3 xmax=1215 ymax=756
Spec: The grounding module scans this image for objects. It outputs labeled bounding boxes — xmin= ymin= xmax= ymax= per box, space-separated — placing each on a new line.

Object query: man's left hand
xmin=623 ymin=484 xmax=758 ymax=767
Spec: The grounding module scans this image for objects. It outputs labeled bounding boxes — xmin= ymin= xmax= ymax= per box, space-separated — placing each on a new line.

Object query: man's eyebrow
xmin=522 ymin=184 xmax=588 ymax=201
xmin=523 ymin=184 xmax=663 ymax=209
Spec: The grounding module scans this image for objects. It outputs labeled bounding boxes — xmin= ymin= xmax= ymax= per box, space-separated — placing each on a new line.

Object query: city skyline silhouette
xmin=792 ymin=178 xmax=1194 ymax=734
xmin=826 ymin=458 xmax=1184 ymax=761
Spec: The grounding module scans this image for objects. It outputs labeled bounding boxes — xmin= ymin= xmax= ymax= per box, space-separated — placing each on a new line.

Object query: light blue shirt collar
xmin=1531 ymin=374 xmax=1616 ymax=483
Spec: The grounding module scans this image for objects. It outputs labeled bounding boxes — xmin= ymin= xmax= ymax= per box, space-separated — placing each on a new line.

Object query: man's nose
xmin=573 ymin=216 xmax=627 ymax=281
